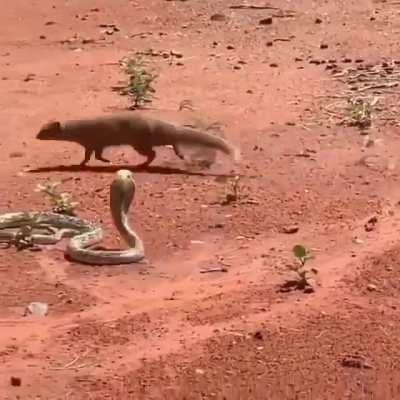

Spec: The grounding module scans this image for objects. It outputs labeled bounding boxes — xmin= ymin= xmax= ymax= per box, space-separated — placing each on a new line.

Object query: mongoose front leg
xmin=94 ymin=146 xmax=111 ymax=163
xmin=80 ymin=147 xmax=94 ymax=166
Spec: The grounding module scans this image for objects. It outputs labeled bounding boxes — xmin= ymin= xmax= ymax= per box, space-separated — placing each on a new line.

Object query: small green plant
xmin=118 ymin=55 xmax=158 ymax=108
xmin=345 ymin=97 xmax=373 ymax=129
xmin=280 ymin=245 xmax=317 ymax=293
xmin=36 ymin=181 xmax=78 ymax=216
xmin=292 ymin=244 xmax=313 ymax=267
xmin=222 ymin=175 xmax=240 ymax=205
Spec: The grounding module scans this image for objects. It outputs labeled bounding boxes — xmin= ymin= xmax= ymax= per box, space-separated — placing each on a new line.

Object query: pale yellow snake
xmin=0 ymin=170 xmax=144 ymax=265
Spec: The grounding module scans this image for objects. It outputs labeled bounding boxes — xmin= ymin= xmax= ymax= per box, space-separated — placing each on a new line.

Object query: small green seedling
xmin=345 ymin=97 xmax=374 ymax=130
xmin=36 ymin=181 xmax=78 ymax=216
xmin=292 ymin=244 xmax=313 ymax=266
xmin=280 ymin=245 xmax=317 ymax=293
xmin=117 ymin=55 xmax=158 ymax=108
xmin=222 ymin=175 xmax=241 ymax=205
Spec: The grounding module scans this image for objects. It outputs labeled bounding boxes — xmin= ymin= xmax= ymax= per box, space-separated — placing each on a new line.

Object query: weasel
xmin=36 ymin=112 xmax=240 ymax=167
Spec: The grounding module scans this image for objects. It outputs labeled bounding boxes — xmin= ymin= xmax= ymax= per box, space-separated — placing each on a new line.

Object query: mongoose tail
xmin=168 ymin=126 xmax=241 ymax=162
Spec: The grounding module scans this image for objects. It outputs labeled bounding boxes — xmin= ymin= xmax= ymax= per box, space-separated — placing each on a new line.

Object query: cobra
xmin=0 ymin=170 xmax=144 ymax=265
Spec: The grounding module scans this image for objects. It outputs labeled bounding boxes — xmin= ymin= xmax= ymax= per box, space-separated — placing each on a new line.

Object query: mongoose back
xmin=36 ymin=112 xmax=241 ymax=167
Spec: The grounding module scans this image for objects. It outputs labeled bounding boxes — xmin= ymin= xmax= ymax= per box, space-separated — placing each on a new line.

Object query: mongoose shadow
xmin=27 ymin=163 xmax=237 ymax=178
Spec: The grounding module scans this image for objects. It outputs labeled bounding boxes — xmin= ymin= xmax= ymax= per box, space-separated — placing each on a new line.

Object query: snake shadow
xmin=27 ymin=163 xmax=236 ymax=178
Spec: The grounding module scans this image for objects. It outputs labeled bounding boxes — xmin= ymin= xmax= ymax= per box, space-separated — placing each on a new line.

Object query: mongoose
xmin=36 ymin=112 xmax=240 ymax=167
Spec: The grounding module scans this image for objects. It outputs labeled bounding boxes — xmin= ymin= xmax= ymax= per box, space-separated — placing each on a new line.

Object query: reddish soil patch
xmin=1 ymin=0 xmax=400 ymax=398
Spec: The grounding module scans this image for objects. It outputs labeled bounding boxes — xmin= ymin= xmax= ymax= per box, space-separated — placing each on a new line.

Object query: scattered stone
xmin=281 ymin=225 xmax=299 ymax=234
xmin=342 ymin=57 xmax=352 ymax=63
xmin=320 ymin=43 xmax=328 ymax=49
xmin=315 ymin=17 xmax=322 ymax=24
xmin=364 ymin=216 xmax=378 ymax=232
xmin=23 ymin=73 xmax=35 ymax=82
xmin=9 ymin=151 xmax=24 ymax=158
xmin=24 ymin=302 xmax=49 ymax=317
xmin=269 ymin=62 xmax=278 ymax=68
xmin=341 ymin=354 xmax=373 ymax=369
xmin=259 ymin=17 xmax=273 ymax=25
xmin=190 ymin=240 xmax=205 ymax=245
xmin=227 ymin=44 xmax=235 ymax=50
xmin=45 ymin=21 xmax=56 ymax=26
xmin=170 ymin=50 xmax=183 ymax=58
xmin=210 ymin=13 xmax=227 ymax=22
xmin=294 ymin=57 xmax=303 ymax=62
xmin=10 ymin=377 xmax=21 ymax=387
xmin=253 ymin=331 xmax=264 ymax=340
xmin=367 ymin=283 xmax=377 ymax=292
xmin=266 ymin=41 xmax=273 ymax=46
xmin=309 ymin=59 xmax=321 ymax=65
xmin=82 ymin=38 xmax=96 ymax=44
xmin=195 ymin=368 xmax=205 ymax=375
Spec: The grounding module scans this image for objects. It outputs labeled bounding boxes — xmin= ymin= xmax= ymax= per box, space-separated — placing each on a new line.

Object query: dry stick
xmin=49 ymin=348 xmax=90 ymax=371
xmin=229 ymin=4 xmax=280 ymax=10
xmin=354 ymin=82 xmax=399 ymax=92
xmin=130 ymin=31 xmax=153 ymax=38
xmin=200 ymin=267 xmax=228 ymax=273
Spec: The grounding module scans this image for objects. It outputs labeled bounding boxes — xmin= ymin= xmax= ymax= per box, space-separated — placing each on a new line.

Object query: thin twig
xmin=49 ymin=348 xmax=90 ymax=370
xmin=200 ymin=267 xmax=228 ymax=273
xmin=229 ymin=4 xmax=279 ymax=10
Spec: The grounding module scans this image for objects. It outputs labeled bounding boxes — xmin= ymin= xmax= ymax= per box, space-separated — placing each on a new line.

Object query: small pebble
xmin=210 ymin=13 xmax=227 ymax=22
xmin=259 ymin=17 xmax=273 ymax=25
xmin=367 ymin=284 xmax=377 ymax=292
xmin=195 ymin=368 xmax=205 ymax=375
xmin=10 ymin=377 xmax=21 ymax=387
xmin=281 ymin=225 xmax=299 ymax=234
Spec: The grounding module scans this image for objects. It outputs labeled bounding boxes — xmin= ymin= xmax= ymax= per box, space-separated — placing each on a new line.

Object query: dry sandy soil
xmin=2 ymin=0 xmax=400 ymax=398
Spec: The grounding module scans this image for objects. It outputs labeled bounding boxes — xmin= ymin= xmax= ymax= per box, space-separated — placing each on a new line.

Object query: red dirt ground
xmin=2 ymin=0 xmax=400 ymax=398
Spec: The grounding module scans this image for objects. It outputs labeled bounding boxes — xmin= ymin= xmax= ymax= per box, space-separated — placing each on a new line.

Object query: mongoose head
xmin=36 ymin=121 xmax=62 ymax=140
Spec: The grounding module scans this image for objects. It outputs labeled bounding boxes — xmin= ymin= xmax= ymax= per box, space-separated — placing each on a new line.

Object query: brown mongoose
xmin=36 ymin=112 xmax=240 ymax=167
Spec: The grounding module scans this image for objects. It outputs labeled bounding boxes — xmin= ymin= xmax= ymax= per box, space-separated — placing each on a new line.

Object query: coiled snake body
xmin=0 ymin=170 xmax=144 ymax=265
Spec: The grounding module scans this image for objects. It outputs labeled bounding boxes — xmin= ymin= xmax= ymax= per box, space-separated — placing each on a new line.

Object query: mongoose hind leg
xmin=94 ymin=146 xmax=111 ymax=163
xmin=173 ymin=144 xmax=186 ymax=160
xmin=134 ymin=146 xmax=156 ymax=167
xmin=80 ymin=146 xmax=94 ymax=166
